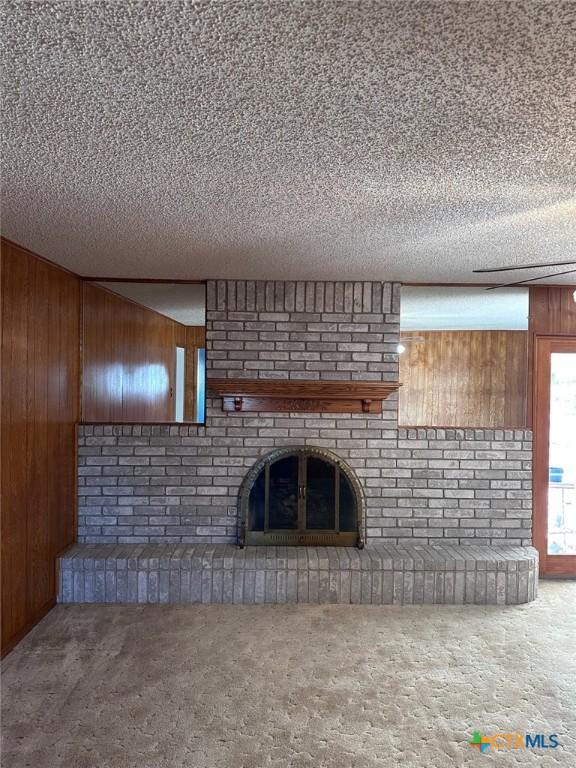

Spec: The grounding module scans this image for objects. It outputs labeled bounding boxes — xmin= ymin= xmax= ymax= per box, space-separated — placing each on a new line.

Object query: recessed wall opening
xmin=82 ymin=280 xmax=207 ymax=423
xmin=399 ymin=286 xmax=530 ymax=428
xmin=239 ymin=447 xmax=364 ymax=547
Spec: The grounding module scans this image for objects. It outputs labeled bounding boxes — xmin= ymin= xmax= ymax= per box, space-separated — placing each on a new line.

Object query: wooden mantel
xmin=208 ymin=379 xmax=401 ymax=413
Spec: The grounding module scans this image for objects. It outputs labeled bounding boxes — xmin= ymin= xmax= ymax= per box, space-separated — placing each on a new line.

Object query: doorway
xmin=533 ymin=337 xmax=576 ymax=576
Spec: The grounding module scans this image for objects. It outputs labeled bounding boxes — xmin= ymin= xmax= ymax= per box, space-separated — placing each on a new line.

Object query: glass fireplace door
xmin=245 ymin=449 xmax=360 ymax=546
xmin=267 ymin=455 xmax=300 ymax=531
xmin=305 ymin=457 xmax=337 ymax=530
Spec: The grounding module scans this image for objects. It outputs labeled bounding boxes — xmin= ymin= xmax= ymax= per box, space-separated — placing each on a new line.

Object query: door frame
xmin=533 ymin=335 xmax=576 ymax=576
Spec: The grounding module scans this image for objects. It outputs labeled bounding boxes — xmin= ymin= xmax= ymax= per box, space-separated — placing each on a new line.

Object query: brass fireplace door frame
xmin=238 ymin=446 xmax=365 ymax=547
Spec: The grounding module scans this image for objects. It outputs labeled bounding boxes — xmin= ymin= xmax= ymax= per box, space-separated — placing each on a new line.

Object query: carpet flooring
xmin=2 ymin=581 xmax=575 ymax=767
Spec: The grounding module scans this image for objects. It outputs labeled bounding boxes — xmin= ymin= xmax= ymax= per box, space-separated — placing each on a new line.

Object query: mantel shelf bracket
xmin=209 ymin=379 xmax=401 ymax=414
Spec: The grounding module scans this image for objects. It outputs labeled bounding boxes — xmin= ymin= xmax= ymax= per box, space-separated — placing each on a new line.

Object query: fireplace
xmin=239 ymin=447 xmax=364 ymax=547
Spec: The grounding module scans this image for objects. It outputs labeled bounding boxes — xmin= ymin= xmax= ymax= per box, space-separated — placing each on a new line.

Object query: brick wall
xmin=207 ymin=280 xmax=398 ymax=381
xmin=78 ymin=280 xmax=532 ymax=546
xmin=388 ymin=428 xmax=532 ymax=544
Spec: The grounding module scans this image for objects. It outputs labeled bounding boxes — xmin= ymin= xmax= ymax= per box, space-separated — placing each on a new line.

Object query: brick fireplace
xmin=78 ymin=280 xmax=532 ymax=549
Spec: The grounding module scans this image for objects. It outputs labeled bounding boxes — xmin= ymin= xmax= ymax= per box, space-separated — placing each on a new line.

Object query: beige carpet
xmin=2 ymin=581 xmax=575 ymax=768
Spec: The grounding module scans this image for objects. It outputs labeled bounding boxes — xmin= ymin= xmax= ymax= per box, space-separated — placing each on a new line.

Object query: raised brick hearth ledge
xmin=58 ymin=544 xmax=538 ymax=605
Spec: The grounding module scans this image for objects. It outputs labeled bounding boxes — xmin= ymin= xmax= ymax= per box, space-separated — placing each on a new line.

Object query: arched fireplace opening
xmin=239 ymin=447 xmax=364 ymax=547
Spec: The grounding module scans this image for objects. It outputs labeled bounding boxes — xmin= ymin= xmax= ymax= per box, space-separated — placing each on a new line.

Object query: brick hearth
xmin=58 ymin=543 xmax=538 ymax=605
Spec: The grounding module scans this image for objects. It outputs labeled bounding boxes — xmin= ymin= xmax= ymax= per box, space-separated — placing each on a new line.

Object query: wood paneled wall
xmin=184 ymin=326 xmax=206 ymax=421
xmin=529 ymin=286 xmax=576 ymax=336
xmin=1 ymin=240 xmax=81 ymax=657
xmin=399 ymin=330 xmax=528 ymax=428
xmin=82 ymin=283 xmax=187 ymax=422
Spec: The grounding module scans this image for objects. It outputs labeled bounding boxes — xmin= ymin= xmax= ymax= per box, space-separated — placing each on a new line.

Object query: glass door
xmin=244 ymin=450 xmax=360 ymax=545
xmin=305 ymin=457 xmax=336 ymax=530
xmin=534 ymin=337 xmax=576 ymax=575
xmin=267 ymin=455 xmax=300 ymax=530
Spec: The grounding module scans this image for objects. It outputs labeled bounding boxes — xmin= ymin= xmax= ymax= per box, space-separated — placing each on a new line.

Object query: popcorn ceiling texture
xmin=2 ymin=1 xmax=576 ymax=281
xmin=77 ymin=280 xmax=533 ymax=547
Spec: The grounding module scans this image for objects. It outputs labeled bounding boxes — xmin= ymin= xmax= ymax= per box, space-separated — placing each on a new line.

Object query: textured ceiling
xmin=401 ymin=286 xmax=529 ymax=330
xmin=2 ymin=1 xmax=576 ymax=282
xmin=96 ymin=282 xmax=206 ymax=326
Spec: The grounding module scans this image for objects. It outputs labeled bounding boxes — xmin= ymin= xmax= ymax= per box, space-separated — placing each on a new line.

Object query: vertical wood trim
xmin=532 ymin=336 xmax=551 ymax=570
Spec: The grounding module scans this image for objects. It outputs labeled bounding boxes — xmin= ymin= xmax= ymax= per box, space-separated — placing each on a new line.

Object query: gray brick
xmin=78 ymin=281 xmax=531 ymax=548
